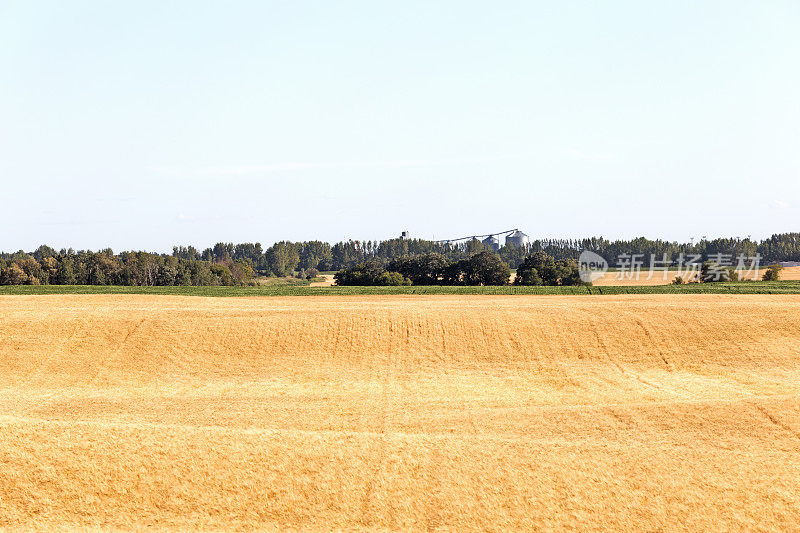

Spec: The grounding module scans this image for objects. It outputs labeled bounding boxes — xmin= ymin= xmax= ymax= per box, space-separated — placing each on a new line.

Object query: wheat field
xmin=590 ymin=265 xmax=800 ymax=286
xmin=1 ymin=294 xmax=799 ymax=530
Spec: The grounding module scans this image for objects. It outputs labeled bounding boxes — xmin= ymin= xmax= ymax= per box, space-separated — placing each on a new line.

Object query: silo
xmin=482 ymin=235 xmax=499 ymax=251
xmin=505 ymin=230 xmax=529 ymax=248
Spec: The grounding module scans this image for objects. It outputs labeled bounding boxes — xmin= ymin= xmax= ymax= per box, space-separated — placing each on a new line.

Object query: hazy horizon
xmin=2 ymin=1 xmax=798 ymax=253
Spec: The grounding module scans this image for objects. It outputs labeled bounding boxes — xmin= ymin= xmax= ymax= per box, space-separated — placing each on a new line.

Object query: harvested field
xmin=590 ymin=265 xmax=800 ymax=285
xmin=1 ymin=294 xmax=799 ymax=530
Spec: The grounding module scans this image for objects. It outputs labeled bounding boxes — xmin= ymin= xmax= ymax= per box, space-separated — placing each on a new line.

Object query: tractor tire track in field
xmin=754 ymin=403 xmax=800 ymax=441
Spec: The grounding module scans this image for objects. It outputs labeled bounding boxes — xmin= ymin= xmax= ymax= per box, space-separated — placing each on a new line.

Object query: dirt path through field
xmin=309 ymin=274 xmax=336 ymax=286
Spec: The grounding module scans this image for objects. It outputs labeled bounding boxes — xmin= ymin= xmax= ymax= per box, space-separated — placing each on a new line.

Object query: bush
xmin=376 ymin=271 xmax=411 ymax=286
xmin=762 ymin=264 xmax=783 ymax=281
xmin=699 ymin=262 xmax=738 ymax=283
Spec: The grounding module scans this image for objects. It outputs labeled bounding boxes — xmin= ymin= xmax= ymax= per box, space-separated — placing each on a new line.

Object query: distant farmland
xmin=590 ymin=265 xmax=800 ymax=285
xmin=1 ymin=294 xmax=799 ymax=530
xmin=312 ymin=266 xmax=800 ymax=288
xmin=4 ymin=280 xmax=800 ymax=296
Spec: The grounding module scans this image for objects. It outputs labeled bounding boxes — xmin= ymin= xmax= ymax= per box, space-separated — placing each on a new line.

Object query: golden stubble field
xmin=590 ymin=265 xmax=800 ymax=286
xmin=1 ymin=294 xmax=799 ymax=530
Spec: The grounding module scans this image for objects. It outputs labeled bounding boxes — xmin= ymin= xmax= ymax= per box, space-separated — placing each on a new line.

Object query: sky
xmin=1 ymin=1 xmax=799 ymax=252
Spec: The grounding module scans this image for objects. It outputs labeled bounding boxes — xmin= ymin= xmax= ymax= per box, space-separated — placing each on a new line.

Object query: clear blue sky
xmin=2 ymin=1 xmax=798 ymax=252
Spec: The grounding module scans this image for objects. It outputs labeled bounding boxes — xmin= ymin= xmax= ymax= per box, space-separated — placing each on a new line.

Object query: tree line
xmin=334 ymin=251 xmax=586 ymax=287
xmin=525 ymin=235 xmax=800 ymax=266
xmin=335 ymin=251 xmax=513 ymax=286
xmin=0 ymin=247 xmax=255 ymax=287
xmin=1 ymin=233 xmax=798 ymax=286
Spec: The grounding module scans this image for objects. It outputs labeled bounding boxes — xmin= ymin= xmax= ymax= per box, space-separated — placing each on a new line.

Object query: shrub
xmin=762 ymin=264 xmax=783 ymax=281
xmin=699 ymin=262 xmax=738 ymax=283
xmin=376 ymin=271 xmax=411 ymax=286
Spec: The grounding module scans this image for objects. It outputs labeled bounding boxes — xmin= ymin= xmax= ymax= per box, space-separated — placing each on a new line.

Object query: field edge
xmin=2 ymin=281 xmax=800 ymax=296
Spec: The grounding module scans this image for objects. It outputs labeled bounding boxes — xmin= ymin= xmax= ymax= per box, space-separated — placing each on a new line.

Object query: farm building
xmin=505 ymin=230 xmax=529 ymax=248
xmin=482 ymin=235 xmax=500 ymax=251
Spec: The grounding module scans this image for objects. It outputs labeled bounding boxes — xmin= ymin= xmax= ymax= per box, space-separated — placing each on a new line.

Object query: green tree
xmin=0 ymin=264 xmax=29 ymax=285
xmin=265 ymin=241 xmax=300 ymax=276
xmin=55 ymin=258 xmax=76 ymax=285
xmin=514 ymin=251 xmax=585 ymax=286
xmin=499 ymin=243 xmax=529 ymax=269
xmin=514 ymin=251 xmax=552 ymax=285
xmin=333 ymin=261 xmax=410 ymax=286
xmin=389 ymin=253 xmax=449 ymax=285
xmin=299 ymin=241 xmax=333 ymax=271
xmin=32 ymin=245 xmax=57 ymax=261
xmin=445 ymin=251 xmax=510 ymax=286
xmin=331 ymin=240 xmax=365 ymax=270
xmin=210 ymin=263 xmax=237 ymax=286
xmin=334 ymin=261 xmax=385 ymax=285
xmin=229 ymin=259 xmax=255 ymax=284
